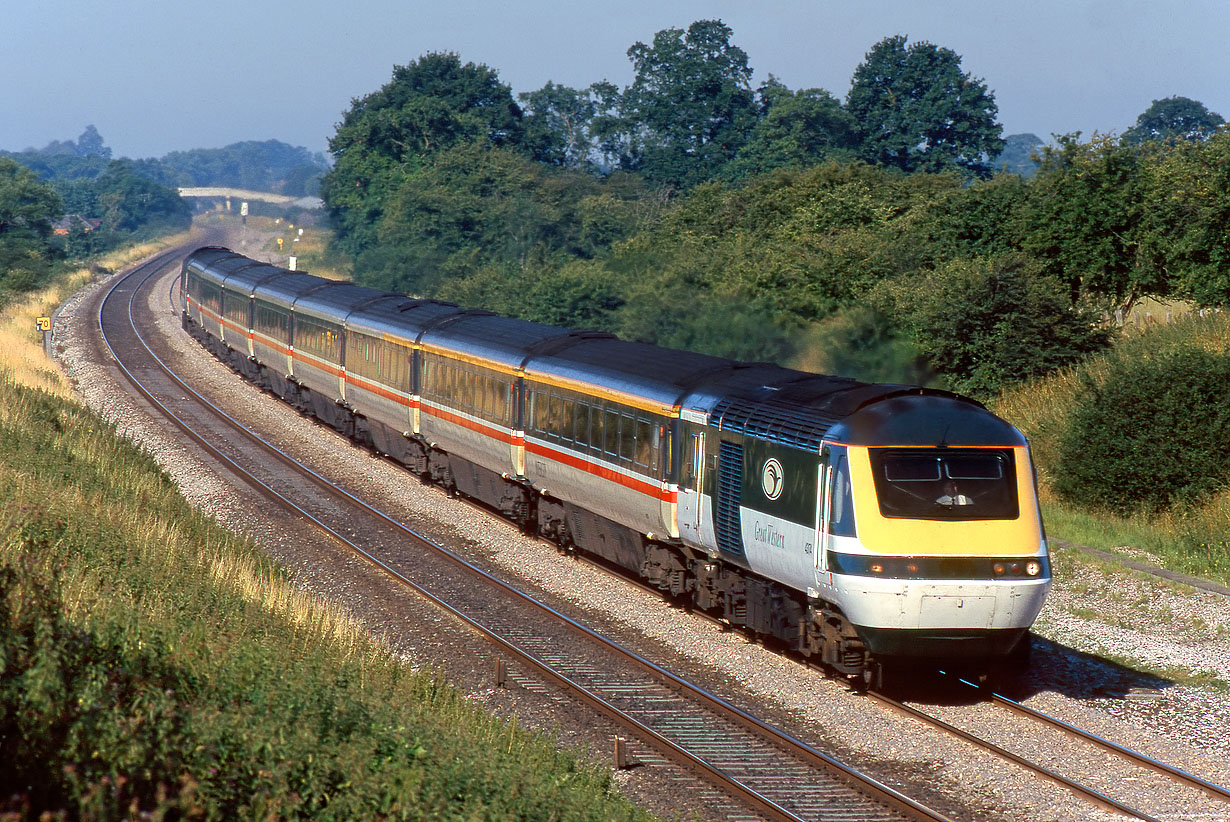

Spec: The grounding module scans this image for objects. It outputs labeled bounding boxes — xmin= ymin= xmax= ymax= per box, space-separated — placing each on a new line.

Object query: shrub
xmin=1055 ymin=347 xmax=1230 ymax=514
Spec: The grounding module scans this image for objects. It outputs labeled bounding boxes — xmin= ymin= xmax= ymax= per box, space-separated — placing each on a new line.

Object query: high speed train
xmin=180 ymin=246 xmax=1050 ymax=687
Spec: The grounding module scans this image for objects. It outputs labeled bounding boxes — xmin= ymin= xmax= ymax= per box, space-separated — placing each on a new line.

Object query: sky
xmin=3 ymin=0 xmax=1228 ymax=160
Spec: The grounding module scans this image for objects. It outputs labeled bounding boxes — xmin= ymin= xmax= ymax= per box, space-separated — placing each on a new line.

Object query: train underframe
xmin=186 ymin=316 xmax=1022 ymax=690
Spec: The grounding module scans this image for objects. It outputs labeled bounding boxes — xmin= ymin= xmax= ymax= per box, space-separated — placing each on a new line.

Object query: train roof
xmin=293 ymin=282 xmax=392 ymax=324
xmin=184 ymin=247 xmax=260 ymax=282
xmin=343 ymin=297 xmax=467 ymax=341
xmin=252 ymin=273 xmax=334 ymax=310
xmin=525 ymin=337 xmax=735 ymax=417
xmin=832 ymin=393 xmax=1025 ymax=448
xmin=184 ymin=248 xmax=1017 ymax=447
xmin=419 ymin=313 xmax=583 ymax=374
xmin=219 ymin=262 xmax=290 ymax=294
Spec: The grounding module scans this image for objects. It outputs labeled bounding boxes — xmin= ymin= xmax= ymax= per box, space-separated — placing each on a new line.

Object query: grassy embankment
xmin=995 ymin=308 xmax=1230 ymax=586
xmin=0 ymin=242 xmax=653 ymax=819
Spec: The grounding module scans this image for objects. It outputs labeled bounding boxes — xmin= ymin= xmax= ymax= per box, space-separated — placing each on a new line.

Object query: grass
xmin=995 ymin=309 xmax=1230 ymax=586
xmin=0 ymin=241 xmax=655 ymax=820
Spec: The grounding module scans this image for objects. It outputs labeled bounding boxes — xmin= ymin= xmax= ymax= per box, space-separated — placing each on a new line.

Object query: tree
xmin=92 ymin=161 xmax=191 ymax=233
xmin=721 ymin=81 xmax=858 ymax=180
xmin=1123 ymin=96 xmax=1225 ymax=145
xmin=617 ymin=19 xmax=757 ymax=188
xmin=846 ymin=35 xmax=1004 ymax=177
xmin=994 ymin=133 xmax=1044 ymax=177
xmin=874 ymin=254 xmax=1111 ymax=397
xmin=0 ymin=157 xmax=62 ymax=294
xmin=519 ymin=82 xmax=602 ymax=170
xmin=1019 ymin=134 xmax=1156 ymax=308
xmin=0 ymin=158 xmax=62 ymax=241
xmin=321 ymin=52 xmax=524 ymax=256
xmin=1056 ymin=348 xmax=1230 ymax=514
xmin=74 ymin=125 xmax=111 ymax=159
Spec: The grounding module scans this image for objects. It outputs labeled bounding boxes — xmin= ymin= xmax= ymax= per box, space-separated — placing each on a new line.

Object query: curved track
xmin=94 ymin=254 xmax=955 ymax=821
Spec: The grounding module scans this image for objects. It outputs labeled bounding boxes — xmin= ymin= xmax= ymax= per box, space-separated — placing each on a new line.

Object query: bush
xmin=1055 ymin=348 xmax=1230 ymax=514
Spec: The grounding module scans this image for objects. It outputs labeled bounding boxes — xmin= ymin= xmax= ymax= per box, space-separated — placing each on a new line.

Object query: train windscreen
xmin=868 ymin=448 xmax=1019 ymax=521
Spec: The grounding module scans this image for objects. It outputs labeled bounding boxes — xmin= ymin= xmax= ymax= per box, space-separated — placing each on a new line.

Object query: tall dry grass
xmin=995 ymin=310 xmax=1230 ymax=580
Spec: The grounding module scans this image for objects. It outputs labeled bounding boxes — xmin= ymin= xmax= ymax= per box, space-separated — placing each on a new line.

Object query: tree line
xmin=320 ymin=21 xmax=1228 ymax=399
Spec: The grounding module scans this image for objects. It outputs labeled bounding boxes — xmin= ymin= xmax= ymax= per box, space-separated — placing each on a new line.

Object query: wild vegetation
xmin=318 ymin=19 xmax=1230 ymax=572
xmin=319 ymin=22 xmax=1230 ymax=401
xmin=996 ymin=312 xmax=1230 ymax=583
xmin=0 ymin=251 xmax=653 ymax=819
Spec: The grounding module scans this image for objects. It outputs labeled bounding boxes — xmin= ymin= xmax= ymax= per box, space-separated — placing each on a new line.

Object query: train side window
xmin=545 ymin=393 xmax=560 ymax=440
xmin=530 ymin=391 xmax=544 ymax=433
xmin=560 ymin=399 xmax=574 ymax=442
xmin=573 ymin=402 xmax=589 ymax=447
xmin=589 ymin=405 xmax=603 ymax=453
xmin=604 ymin=409 xmax=620 ymax=457
xmin=828 ymin=455 xmax=857 ymax=537
xmin=633 ymin=418 xmax=653 ymax=469
xmin=619 ymin=413 xmax=636 ymax=463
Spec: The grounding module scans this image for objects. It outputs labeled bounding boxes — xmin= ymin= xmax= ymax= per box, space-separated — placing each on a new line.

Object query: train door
xmin=676 ymin=418 xmax=706 ymax=546
xmin=816 ymin=445 xmax=856 ymax=577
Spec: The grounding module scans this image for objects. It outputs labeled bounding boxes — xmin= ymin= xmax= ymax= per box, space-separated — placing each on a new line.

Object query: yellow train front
xmin=683 ymin=383 xmax=1050 ymax=687
xmin=817 ymin=394 xmax=1048 ymax=671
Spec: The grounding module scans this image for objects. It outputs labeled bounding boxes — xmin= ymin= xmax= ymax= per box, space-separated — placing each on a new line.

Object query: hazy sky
xmin=4 ymin=1 xmax=1227 ymax=159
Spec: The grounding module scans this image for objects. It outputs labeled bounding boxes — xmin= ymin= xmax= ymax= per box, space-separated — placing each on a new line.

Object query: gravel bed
xmin=51 ymin=252 xmax=1230 ymax=822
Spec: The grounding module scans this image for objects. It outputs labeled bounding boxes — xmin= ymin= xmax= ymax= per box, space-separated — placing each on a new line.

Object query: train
xmin=180 ymin=246 xmax=1051 ymax=688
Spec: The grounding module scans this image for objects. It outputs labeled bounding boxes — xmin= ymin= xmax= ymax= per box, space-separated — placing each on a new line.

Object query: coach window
xmin=633 ymin=418 xmax=653 ymax=470
xmin=572 ymin=402 xmax=589 ymax=447
xmin=603 ymin=408 xmax=620 ymax=458
xmin=618 ymin=413 xmax=636 ymax=464
xmin=559 ymin=399 xmax=574 ymax=443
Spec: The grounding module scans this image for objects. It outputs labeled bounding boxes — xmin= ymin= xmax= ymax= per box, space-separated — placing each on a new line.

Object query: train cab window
xmin=827 ymin=455 xmax=856 ymax=537
xmin=869 ymin=448 xmax=1019 ymax=521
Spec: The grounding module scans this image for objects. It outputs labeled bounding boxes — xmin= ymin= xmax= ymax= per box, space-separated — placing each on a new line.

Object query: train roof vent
xmin=710 ymin=396 xmax=842 ymax=451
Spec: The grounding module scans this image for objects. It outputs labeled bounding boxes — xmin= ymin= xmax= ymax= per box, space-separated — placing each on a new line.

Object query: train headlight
xmin=869 ymin=563 xmax=884 ymax=575
xmin=992 ymin=562 xmax=1005 ymax=577
xmin=1026 ymin=560 xmax=1042 ymax=577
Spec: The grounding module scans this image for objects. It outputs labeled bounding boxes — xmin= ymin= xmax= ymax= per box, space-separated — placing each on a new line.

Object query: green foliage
xmin=92 ymin=160 xmax=192 ymax=233
xmin=519 ymin=81 xmax=607 ymax=170
xmin=355 ymin=143 xmax=640 ymax=295
xmin=1055 ymin=348 xmax=1230 ymax=514
xmin=1135 ymin=132 xmax=1230 ymax=306
xmin=322 ymin=52 xmax=525 ymax=257
xmin=720 ymin=83 xmax=858 ymax=180
xmin=994 ymin=133 xmax=1044 ymax=177
xmin=617 ymin=19 xmax=757 ymax=188
xmin=874 ymin=255 xmax=1111 ymax=397
xmin=1122 ymin=96 xmax=1226 ymax=145
xmin=846 ymin=35 xmax=1004 ymax=177
xmin=0 ymin=374 xmax=653 ymax=821
xmin=1019 ymin=134 xmax=1156 ymax=306
xmin=0 ymin=157 xmax=62 ymax=297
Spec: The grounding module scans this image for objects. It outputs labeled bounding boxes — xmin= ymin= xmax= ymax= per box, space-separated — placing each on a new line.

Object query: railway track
xmin=78 ymin=247 xmax=1230 ymax=822
xmin=92 ymin=252 xmax=958 ymax=821
xmin=868 ymin=672 xmax=1230 ymax=822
